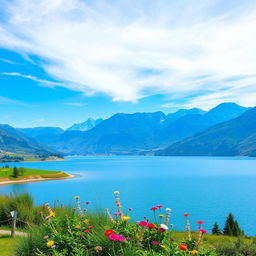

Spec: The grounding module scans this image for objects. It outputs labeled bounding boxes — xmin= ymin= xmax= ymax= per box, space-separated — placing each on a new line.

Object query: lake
xmin=0 ymin=155 xmax=256 ymax=235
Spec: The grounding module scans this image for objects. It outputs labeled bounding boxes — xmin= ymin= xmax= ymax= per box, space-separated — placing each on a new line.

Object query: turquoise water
xmin=1 ymin=156 xmax=256 ymax=235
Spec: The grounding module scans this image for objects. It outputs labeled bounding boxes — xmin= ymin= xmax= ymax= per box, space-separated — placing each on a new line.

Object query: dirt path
xmin=0 ymin=230 xmax=27 ymax=237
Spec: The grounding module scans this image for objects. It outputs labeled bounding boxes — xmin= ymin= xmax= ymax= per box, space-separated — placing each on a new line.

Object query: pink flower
xmin=152 ymin=241 xmax=159 ymax=245
xmin=150 ymin=206 xmax=158 ymax=211
xmin=198 ymin=229 xmax=207 ymax=233
xmin=196 ymin=221 xmax=204 ymax=224
xmin=158 ymin=227 xmax=166 ymax=233
xmin=117 ymin=235 xmax=125 ymax=242
xmin=156 ymin=205 xmax=163 ymax=208
xmin=108 ymin=234 xmax=118 ymax=241
xmin=86 ymin=201 xmax=90 ymax=205
xmin=113 ymin=212 xmax=119 ymax=216
xmin=139 ymin=221 xmax=148 ymax=227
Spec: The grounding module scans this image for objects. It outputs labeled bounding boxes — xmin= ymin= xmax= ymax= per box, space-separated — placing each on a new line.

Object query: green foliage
xmin=212 ymin=222 xmax=222 ymax=235
xmin=223 ymin=214 xmax=243 ymax=237
xmin=216 ymin=237 xmax=256 ymax=256
xmin=12 ymin=167 xmax=19 ymax=178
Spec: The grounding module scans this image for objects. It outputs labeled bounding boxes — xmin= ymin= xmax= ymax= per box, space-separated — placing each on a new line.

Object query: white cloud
xmin=1 ymin=72 xmax=62 ymax=87
xmin=64 ymin=102 xmax=86 ymax=107
xmin=0 ymin=96 xmax=22 ymax=104
xmin=0 ymin=0 xmax=256 ymax=108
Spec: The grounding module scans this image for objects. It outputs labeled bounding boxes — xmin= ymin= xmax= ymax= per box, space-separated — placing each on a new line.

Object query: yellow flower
xmin=74 ymin=196 xmax=80 ymax=200
xmin=190 ymin=250 xmax=199 ymax=255
xmin=46 ymin=240 xmax=55 ymax=247
xmin=75 ymin=225 xmax=80 ymax=229
xmin=114 ymin=191 xmax=119 ymax=195
xmin=83 ymin=219 xmax=89 ymax=224
xmin=160 ymin=245 xmax=167 ymax=249
xmin=49 ymin=212 xmax=56 ymax=217
xmin=122 ymin=216 xmax=131 ymax=221
xmin=158 ymin=214 xmax=164 ymax=218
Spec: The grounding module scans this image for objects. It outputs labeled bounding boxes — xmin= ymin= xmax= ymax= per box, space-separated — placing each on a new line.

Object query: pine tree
xmin=12 ymin=166 xmax=19 ymax=178
xmin=223 ymin=213 xmax=244 ymax=237
xmin=212 ymin=222 xmax=222 ymax=235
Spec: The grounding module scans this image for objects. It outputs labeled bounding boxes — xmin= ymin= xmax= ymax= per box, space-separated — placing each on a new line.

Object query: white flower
xmin=160 ymin=224 xmax=169 ymax=230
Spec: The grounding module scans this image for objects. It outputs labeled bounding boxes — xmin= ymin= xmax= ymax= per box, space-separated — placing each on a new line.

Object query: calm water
xmin=1 ymin=156 xmax=256 ymax=235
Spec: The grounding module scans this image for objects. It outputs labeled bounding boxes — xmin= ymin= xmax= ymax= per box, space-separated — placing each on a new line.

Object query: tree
xmin=212 ymin=222 xmax=222 ymax=235
xmin=223 ymin=213 xmax=243 ymax=236
xmin=18 ymin=167 xmax=26 ymax=176
xmin=12 ymin=167 xmax=19 ymax=178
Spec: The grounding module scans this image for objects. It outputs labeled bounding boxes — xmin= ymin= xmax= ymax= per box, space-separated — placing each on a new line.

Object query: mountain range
xmin=157 ymin=107 xmax=256 ymax=157
xmin=1 ymin=102 xmax=255 ymax=157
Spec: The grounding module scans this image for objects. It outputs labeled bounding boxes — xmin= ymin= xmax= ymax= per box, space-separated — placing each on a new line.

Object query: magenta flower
xmin=198 ymin=228 xmax=207 ymax=233
xmin=150 ymin=206 xmax=158 ymax=211
xmin=108 ymin=234 xmax=118 ymax=241
xmin=158 ymin=227 xmax=166 ymax=233
xmin=152 ymin=241 xmax=159 ymax=245
xmin=113 ymin=212 xmax=119 ymax=216
xmin=117 ymin=235 xmax=125 ymax=242
xmin=85 ymin=201 xmax=90 ymax=205
xmin=156 ymin=205 xmax=163 ymax=208
xmin=139 ymin=221 xmax=148 ymax=227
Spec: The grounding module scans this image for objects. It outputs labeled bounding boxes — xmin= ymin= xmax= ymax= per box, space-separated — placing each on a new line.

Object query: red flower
xmin=150 ymin=207 xmax=158 ymax=211
xmin=197 ymin=221 xmax=204 ymax=224
xmin=83 ymin=229 xmax=89 ymax=233
xmin=198 ymin=228 xmax=207 ymax=233
xmin=147 ymin=223 xmax=155 ymax=229
xmin=179 ymin=244 xmax=188 ymax=251
xmin=156 ymin=205 xmax=163 ymax=208
xmin=85 ymin=201 xmax=90 ymax=205
xmin=104 ymin=229 xmax=115 ymax=236
xmin=89 ymin=225 xmax=94 ymax=229
xmin=158 ymin=227 xmax=166 ymax=233
xmin=183 ymin=213 xmax=189 ymax=217
xmin=138 ymin=221 xmax=148 ymax=227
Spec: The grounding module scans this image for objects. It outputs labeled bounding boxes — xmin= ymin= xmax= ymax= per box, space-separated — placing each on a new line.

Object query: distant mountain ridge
xmin=67 ymin=118 xmax=103 ymax=131
xmin=0 ymin=124 xmax=61 ymax=156
xmin=157 ymin=107 xmax=256 ymax=157
xmin=35 ymin=102 xmax=249 ymax=155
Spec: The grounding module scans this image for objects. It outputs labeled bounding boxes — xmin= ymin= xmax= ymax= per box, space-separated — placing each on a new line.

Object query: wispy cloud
xmin=0 ymin=0 xmax=256 ymax=108
xmin=1 ymin=72 xmax=62 ymax=87
xmin=64 ymin=102 xmax=86 ymax=107
xmin=0 ymin=58 xmax=17 ymax=64
xmin=0 ymin=95 xmax=21 ymax=104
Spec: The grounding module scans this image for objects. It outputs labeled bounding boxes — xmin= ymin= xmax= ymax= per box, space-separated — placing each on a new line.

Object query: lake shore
xmin=0 ymin=173 xmax=74 ymax=186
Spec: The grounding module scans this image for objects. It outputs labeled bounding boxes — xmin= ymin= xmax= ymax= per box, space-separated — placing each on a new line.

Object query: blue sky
xmin=0 ymin=0 xmax=256 ymax=128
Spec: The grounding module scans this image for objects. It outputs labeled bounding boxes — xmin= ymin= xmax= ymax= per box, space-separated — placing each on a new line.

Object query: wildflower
xmin=152 ymin=241 xmax=159 ymax=245
xmin=74 ymin=196 xmax=80 ymax=200
xmin=108 ymin=233 xmax=118 ymax=241
xmin=83 ymin=229 xmax=89 ymax=233
xmin=89 ymin=225 xmax=94 ymax=229
xmin=117 ymin=235 xmax=125 ymax=242
xmin=46 ymin=240 xmax=55 ymax=248
xmin=184 ymin=213 xmax=189 ymax=217
xmin=198 ymin=228 xmax=207 ymax=233
xmin=114 ymin=191 xmax=119 ymax=195
xmin=147 ymin=223 xmax=155 ymax=229
xmin=126 ymin=237 xmax=132 ymax=240
xmin=159 ymin=214 xmax=164 ymax=218
xmin=157 ymin=205 xmax=163 ymax=208
xmin=85 ymin=201 xmax=90 ymax=205
xmin=197 ymin=221 xmax=204 ymax=224
xmin=179 ymin=244 xmax=188 ymax=251
xmin=106 ymin=208 xmax=114 ymax=223
xmin=72 ymin=208 xmax=76 ymax=211
xmin=191 ymin=250 xmax=199 ymax=255
xmin=49 ymin=212 xmax=55 ymax=217
xmin=158 ymin=228 xmax=166 ymax=233
xmin=43 ymin=235 xmax=49 ymax=239
xmin=122 ymin=216 xmax=131 ymax=221
xmin=150 ymin=206 xmax=158 ymax=211
xmin=75 ymin=225 xmax=80 ymax=229
xmin=139 ymin=221 xmax=148 ymax=227
xmin=83 ymin=219 xmax=89 ymax=224
xmin=104 ymin=229 xmax=115 ymax=236
xmin=160 ymin=245 xmax=167 ymax=249
xmin=95 ymin=246 xmax=103 ymax=252
xmin=113 ymin=212 xmax=119 ymax=216
xmin=166 ymin=208 xmax=171 ymax=211
xmin=169 ymin=238 xmax=176 ymax=241
xmin=160 ymin=224 xmax=168 ymax=230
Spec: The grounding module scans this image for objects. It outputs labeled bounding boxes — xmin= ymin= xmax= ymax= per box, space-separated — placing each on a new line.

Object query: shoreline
xmin=0 ymin=173 xmax=74 ymax=186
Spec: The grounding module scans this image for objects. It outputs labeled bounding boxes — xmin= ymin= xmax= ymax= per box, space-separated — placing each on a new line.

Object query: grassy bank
xmin=0 ymin=166 xmax=71 ymax=185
